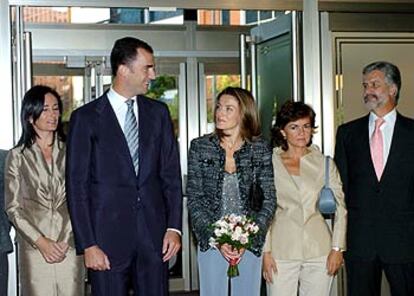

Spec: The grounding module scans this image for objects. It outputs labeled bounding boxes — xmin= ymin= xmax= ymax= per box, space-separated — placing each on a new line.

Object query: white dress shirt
xmin=368 ymin=108 xmax=397 ymax=168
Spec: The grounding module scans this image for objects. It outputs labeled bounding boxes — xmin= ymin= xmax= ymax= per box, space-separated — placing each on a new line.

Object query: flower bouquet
xmin=209 ymin=214 xmax=260 ymax=277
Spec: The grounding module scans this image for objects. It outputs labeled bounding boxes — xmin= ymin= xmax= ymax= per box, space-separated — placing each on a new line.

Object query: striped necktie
xmin=124 ymin=99 xmax=139 ymax=174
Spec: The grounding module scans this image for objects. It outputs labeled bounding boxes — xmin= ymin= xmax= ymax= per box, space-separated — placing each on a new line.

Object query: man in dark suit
xmin=66 ymin=37 xmax=182 ymax=295
xmin=0 ymin=149 xmax=13 ymax=296
xmin=335 ymin=61 xmax=414 ymax=296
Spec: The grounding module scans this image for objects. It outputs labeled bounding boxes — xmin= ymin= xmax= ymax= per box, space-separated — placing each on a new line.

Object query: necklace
xmin=221 ymin=137 xmax=244 ymax=152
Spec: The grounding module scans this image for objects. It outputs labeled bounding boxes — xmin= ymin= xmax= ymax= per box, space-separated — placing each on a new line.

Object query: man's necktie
xmin=124 ymin=99 xmax=139 ymax=174
xmin=370 ymin=117 xmax=385 ymax=180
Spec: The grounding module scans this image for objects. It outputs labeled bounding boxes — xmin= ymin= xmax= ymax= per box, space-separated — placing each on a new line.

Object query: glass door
xmin=249 ymin=12 xmax=300 ymax=140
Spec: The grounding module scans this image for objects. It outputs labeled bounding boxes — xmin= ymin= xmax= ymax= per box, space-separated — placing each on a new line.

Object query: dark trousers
xmin=346 ymin=256 xmax=414 ymax=296
xmin=89 ymin=209 xmax=168 ymax=296
xmin=0 ymin=252 xmax=8 ymax=296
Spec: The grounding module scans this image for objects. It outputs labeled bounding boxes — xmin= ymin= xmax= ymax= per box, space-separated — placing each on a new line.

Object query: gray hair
xmin=363 ymin=61 xmax=401 ymax=102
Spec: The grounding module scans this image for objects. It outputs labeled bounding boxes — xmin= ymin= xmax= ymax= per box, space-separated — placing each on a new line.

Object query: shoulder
xmin=5 ymin=146 xmax=25 ymax=167
xmin=250 ymin=137 xmax=272 ymax=154
xmin=190 ymin=134 xmax=216 ymax=150
xmin=70 ymin=96 xmax=106 ymax=120
xmin=397 ymin=113 xmax=414 ymax=128
xmin=139 ymin=95 xmax=169 ymax=113
xmin=299 ymin=145 xmax=324 ymax=166
xmin=336 ymin=115 xmax=368 ymax=142
xmin=338 ymin=115 xmax=368 ymax=131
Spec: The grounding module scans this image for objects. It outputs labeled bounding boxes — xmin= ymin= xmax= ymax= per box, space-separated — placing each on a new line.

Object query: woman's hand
xmin=219 ymin=244 xmax=244 ymax=263
xmin=262 ymin=251 xmax=277 ymax=284
xmin=326 ymin=249 xmax=343 ymax=275
xmin=35 ymin=236 xmax=68 ymax=264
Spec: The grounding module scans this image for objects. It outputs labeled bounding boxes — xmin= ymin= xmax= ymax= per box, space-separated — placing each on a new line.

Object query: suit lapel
xmin=380 ymin=113 xmax=402 ymax=184
xmin=96 ymin=95 xmax=136 ymax=176
xmin=137 ymin=96 xmax=155 ymax=184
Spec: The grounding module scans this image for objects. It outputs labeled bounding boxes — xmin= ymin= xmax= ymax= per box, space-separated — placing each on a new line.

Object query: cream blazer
xmin=5 ymin=140 xmax=74 ymax=250
xmin=264 ymin=145 xmax=347 ymax=260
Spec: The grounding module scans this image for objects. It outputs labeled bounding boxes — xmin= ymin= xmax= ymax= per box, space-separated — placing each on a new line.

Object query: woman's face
xmin=215 ymin=94 xmax=242 ymax=136
xmin=281 ymin=117 xmax=313 ymax=149
xmin=31 ymin=93 xmax=60 ymax=135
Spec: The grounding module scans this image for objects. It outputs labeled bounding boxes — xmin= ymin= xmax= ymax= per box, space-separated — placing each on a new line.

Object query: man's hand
xmin=326 ymin=249 xmax=343 ymax=275
xmin=162 ymin=230 xmax=181 ymax=262
xmin=35 ymin=236 xmax=68 ymax=264
xmin=84 ymin=245 xmax=111 ymax=271
xmin=262 ymin=251 xmax=277 ymax=284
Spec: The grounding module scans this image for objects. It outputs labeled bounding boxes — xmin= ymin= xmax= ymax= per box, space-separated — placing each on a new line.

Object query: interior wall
xmin=336 ymin=36 xmax=414 ymax=123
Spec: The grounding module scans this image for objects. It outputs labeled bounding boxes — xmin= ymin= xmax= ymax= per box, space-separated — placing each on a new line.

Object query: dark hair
xmin=17 ymin=85 xmax=65 ymax=150
xmin=110 ymin=37 xmax=154 ymax=76
xmin=214 ymin=87 xmax=261 ymax=142
xmin=363 ymin=61 xmax=401 ymax=102
xmin=271 ymin=101 xmax=316 ymax=150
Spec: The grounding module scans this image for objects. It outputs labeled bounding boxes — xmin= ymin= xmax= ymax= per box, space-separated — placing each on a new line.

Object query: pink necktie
xmin=370 ymin=118 xmax=385 ymax=180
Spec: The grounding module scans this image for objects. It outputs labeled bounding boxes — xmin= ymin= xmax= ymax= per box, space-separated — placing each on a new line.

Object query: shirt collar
xmin=107 ymin=87 xmax=136 ymax=110
xmin=369 ymin=108 xmax=397 ymax=126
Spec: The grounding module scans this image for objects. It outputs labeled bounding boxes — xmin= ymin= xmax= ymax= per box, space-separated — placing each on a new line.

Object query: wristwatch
xmin=332 ymin=246 xmax=343 ymax=252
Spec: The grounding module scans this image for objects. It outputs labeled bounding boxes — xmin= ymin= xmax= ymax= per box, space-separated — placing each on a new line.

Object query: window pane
xmin=146 ymin=75 xmax=180 ymax=137
xmin=204 ymin=75 xmax=240 ymax=133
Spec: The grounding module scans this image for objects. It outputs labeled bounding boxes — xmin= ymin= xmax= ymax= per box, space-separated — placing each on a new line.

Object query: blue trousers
xmin=198 ymin=247 xmax=262 ymax=296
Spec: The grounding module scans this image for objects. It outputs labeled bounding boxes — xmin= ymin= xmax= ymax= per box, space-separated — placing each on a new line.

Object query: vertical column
xmin=320 ymin=12 xmax=336 ymax=157
xmin=0 ymin=0 xmax=13 ymax=149
xmin=303 ymin=0 xmax=322 ymax=148
xmin=239 ymin=33 xmax=247 ymax=89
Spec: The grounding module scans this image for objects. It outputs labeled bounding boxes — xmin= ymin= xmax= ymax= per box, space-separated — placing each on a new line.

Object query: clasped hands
xmin=84 ymin=230 xmax=181 ymax=271
xmin=219 ymin=243 xmax=245 ymax=264
xmin=35 ymin=236 xmax=69 ymax=264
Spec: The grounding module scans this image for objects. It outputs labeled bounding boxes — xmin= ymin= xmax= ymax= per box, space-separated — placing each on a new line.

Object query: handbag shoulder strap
xmin=324 ymin=156 xmax=330 ymax=187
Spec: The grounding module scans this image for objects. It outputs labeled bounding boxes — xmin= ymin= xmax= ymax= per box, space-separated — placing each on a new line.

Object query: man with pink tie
xmin=334 ymin=61 xmax=414 ymax=296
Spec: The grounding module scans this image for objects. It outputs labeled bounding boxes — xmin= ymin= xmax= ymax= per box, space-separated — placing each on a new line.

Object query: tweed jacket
xmin=5 ymin=140 xmax=75 ymax=249
xmin=0 ymin=149 xmax=12 ymax=254
xmin=264 ymin=145 xmax=347 ymax=260
xmin=187 ymin=134 xmax=277 ymax=256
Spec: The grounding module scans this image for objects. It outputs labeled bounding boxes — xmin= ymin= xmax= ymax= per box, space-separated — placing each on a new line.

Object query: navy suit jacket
xmin=334 ymin=113 xmax=414 ymax=263
xmin=66 ymin=94 xmax=182 ymax=257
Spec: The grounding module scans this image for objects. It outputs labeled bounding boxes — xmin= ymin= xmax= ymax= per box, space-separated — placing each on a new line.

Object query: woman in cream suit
xmin=263 ymin=101 xmax=347 ymax=296
xmin=5 ymin=85 xmax=85 ymax=295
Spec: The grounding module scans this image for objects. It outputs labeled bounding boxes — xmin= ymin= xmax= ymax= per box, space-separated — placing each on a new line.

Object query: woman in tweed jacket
xmin=187 ymin=87 xmax=276 ymax=296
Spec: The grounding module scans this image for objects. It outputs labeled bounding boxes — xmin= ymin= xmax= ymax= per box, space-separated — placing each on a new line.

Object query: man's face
xmin=362 ymin=69 xmax=396 ymax=114
xmin=125 ymin=48 xmax=156 ymax=95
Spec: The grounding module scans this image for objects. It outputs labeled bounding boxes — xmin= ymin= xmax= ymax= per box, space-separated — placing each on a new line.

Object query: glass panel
xmin=33 ymin=75 xmax=80 ymax=123
xmin=245 ymin=11 xmax=258 ymax=24
xmin=256 ymin=32 xmax=293 ymax=140
xmin=149 ymin=10 xmax=184 ymax=24
xmin=146 ymin=74 xmax=180 ymax=137
xmin=23 ymin=7 xmax=70 ymax=23
xmin=203 ymin=74 xmax=240 ymax=133
xmin=22 ymin=7 xmax=183 ymax=25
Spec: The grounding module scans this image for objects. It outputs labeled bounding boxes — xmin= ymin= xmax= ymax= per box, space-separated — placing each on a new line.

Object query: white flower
xmin=239 ymin=235 xmax=249 ymax=245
